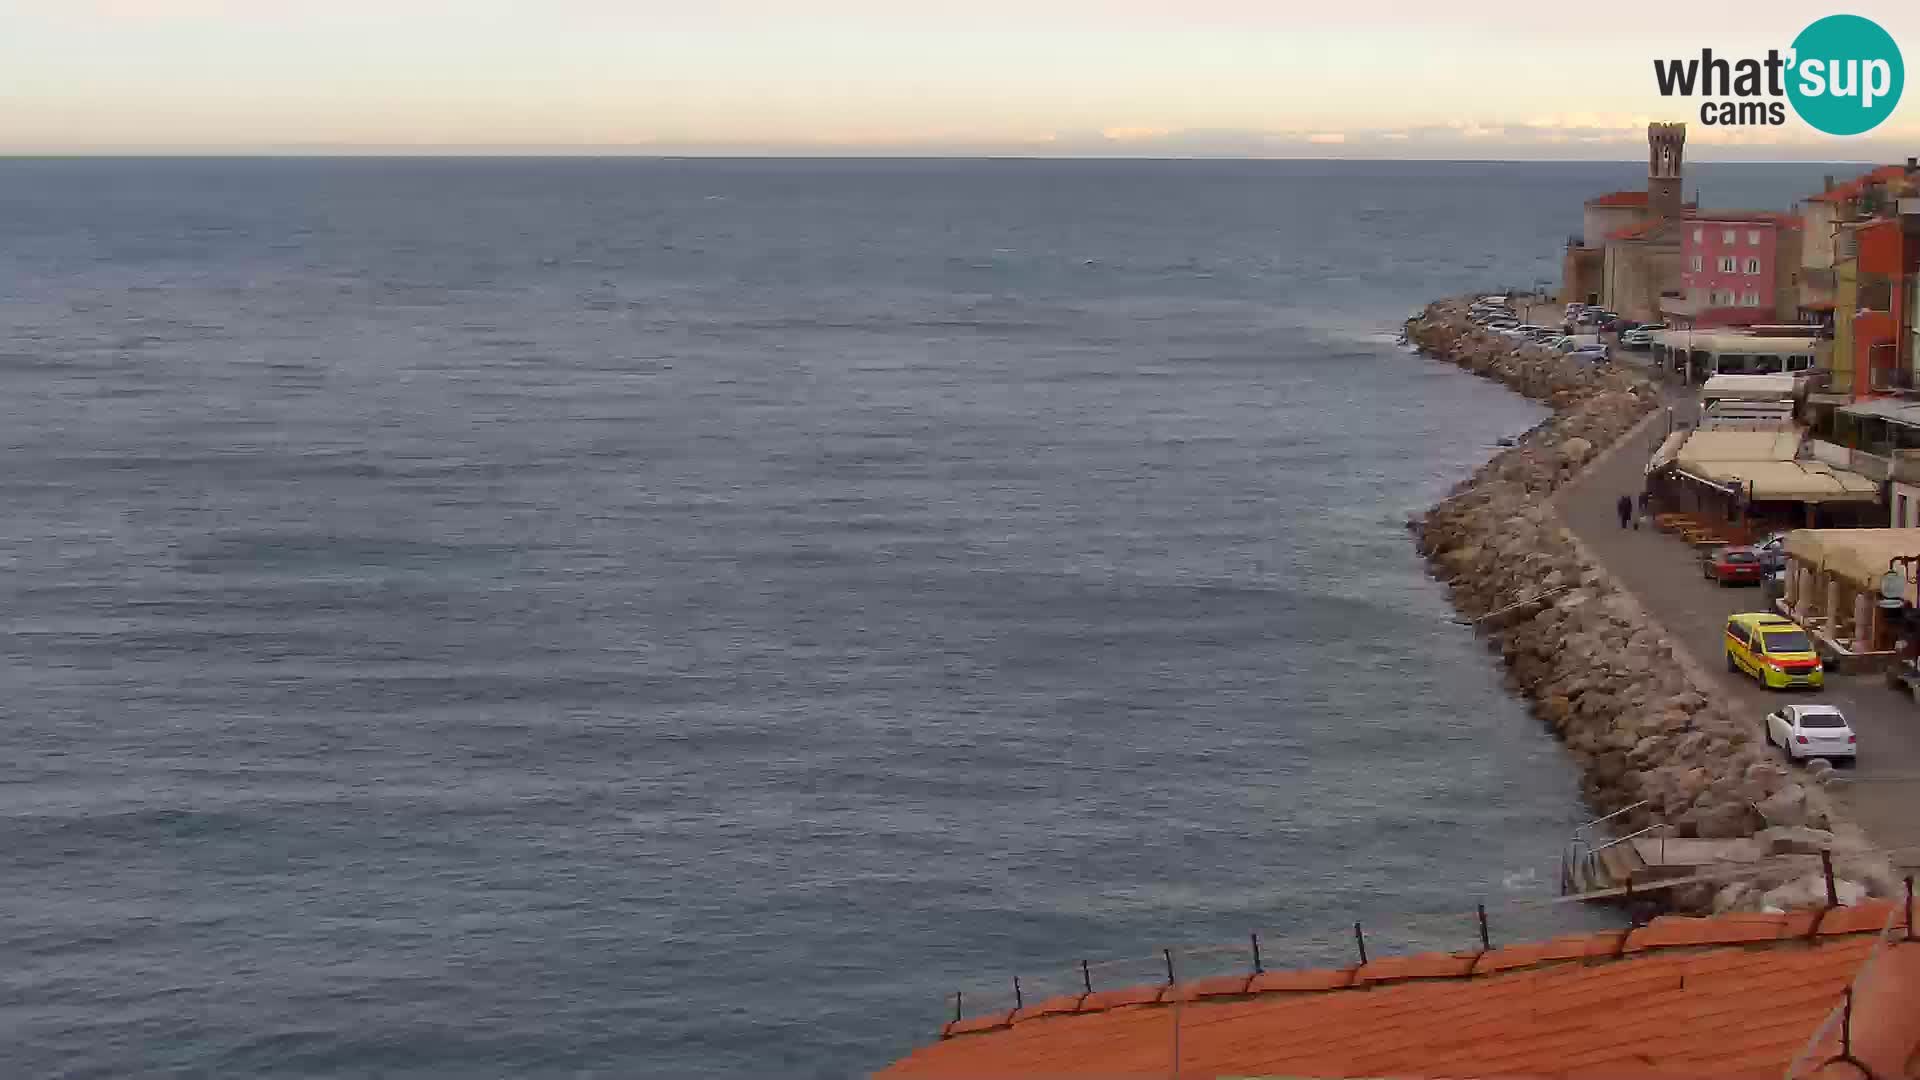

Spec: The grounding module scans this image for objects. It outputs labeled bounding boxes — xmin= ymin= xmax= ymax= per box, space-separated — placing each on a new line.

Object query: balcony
xmin=1871 ymin=365 xmax=1916 ymax=392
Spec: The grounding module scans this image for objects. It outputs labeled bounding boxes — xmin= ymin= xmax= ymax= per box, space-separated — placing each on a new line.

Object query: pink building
xmin=1675 ymin=213 xmax=1802 ymax=327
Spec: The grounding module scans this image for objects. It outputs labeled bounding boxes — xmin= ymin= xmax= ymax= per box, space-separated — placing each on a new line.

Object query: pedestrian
xmin=1636 ymin=490 xmax=1649 ymax=530
xmin=1617 ymin=494 xmax=1633 ymax=529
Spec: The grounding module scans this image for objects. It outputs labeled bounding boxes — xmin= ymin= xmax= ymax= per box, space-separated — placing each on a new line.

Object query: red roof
xmin=882 ymin=902 xmax=1913 ymax=1080
xmin=1807 ymin=165 xmax=1909 ymax=204
xmin=1587 ymin=190 xmax=1649 ymax=207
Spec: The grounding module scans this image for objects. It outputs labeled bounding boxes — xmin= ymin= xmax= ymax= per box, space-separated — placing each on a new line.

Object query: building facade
xmin=1676 ymin=215 xmax=1801 ymax=326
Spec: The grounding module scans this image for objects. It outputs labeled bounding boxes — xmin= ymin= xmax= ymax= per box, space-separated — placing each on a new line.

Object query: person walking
xmin=1636 ymin=490 xmax=1650 ymax=530
xmin=1617 ymin=494 xmax=1633 ymax=529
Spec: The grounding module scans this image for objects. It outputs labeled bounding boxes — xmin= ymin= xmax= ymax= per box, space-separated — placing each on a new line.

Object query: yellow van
xmin=1725 ymin=613 xmax=1823 ymax=689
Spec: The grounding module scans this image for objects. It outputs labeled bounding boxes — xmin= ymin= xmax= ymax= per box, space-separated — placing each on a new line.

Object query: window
xmin=1748 ymin=229 xmax=1762 ymax=245
xmin=1745 ymin=258 xmax=1762 ymax=275
xmin=1690 ymin=255 xmax=1703 ymax=272
xmin=1901 ymin=494 xmax=1909 ymax=527
xmin=1719 ymin=256 xmax=1738 ymax=273
xmin=1693 ymin=227 xmax=1704 ymax=243
xmin=1798 ymin=712 xmax=1847 ymax=729
xmin=1762 ymin=630 xmax=1814 ymax=653
xmin=1741 ymin=290 xmax=1760 ymax=306
xmin=1723 ymin=229 xmax=1737 ymax=244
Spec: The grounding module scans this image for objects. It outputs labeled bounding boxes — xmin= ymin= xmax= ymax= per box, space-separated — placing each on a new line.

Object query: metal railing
xmin=938 ymin=849 xmax=1920 ymax=1034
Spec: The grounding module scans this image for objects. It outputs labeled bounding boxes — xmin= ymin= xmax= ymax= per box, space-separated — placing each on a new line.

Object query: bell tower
xmin=1647 ymin=122 xmax=1686 ymax=222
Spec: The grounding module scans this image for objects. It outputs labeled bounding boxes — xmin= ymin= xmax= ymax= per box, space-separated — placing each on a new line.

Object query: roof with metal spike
xmin=879 ymin=902 xmax=1915 ymax=1079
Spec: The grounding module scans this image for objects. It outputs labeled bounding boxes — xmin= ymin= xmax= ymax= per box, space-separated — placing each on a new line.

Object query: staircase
xmin=1561 ymin=801 xmax=1663 ymax=899
xmin=1564 ymin=838 xmax=1650 ymax=895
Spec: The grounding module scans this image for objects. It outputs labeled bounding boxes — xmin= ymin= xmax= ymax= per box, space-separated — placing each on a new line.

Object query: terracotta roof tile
xmin=940 ymin=1010 xmax=1012 ymax=1038
xmin=1172 ymin=973 xmax=1254 ymax=1002
xmin=1625 ymin=911 xmax=1781 ymax=950
xmin=1074 ymin=984 xmax=1163 ymax=1013
xmin=1244 ymin=965 xmax=1354 ymax=994
xmin=1588 ymin=189 xmax=1651 ymax=207
xmin=887 ymin=903 xmax=1908 ymax=1079
xmin=1817 ymin=899 xmax=1900 ymax=936
xmin=1809 ymin=165 xmax=1909 ymax=203
xmin=1014 ymin=992 xmax=1083 ymax=1021
xmin=1355 ymin=950 xmax=1479 ymax=984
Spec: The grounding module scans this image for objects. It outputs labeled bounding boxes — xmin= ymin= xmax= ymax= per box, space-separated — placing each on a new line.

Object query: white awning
xmin=1646 ymin=431 xmax=1689 ymax=475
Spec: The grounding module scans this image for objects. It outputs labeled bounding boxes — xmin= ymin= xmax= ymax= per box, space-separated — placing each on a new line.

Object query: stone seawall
xmin=1405 ymin=299 xmax=1894 ymax=913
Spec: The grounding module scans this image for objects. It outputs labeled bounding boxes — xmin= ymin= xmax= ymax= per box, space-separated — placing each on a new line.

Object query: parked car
xmin=1570 ymin=344 xmax=1609 ymax=362
xmin=1600 ymin=316 xmax=1636 ymax=334
xmin=1621 ymin=328 xmax=1656 ymax=349
xmin=1702 ymin=545 xmax=1767 ymax=585
xmin=1725 ymin=612 xmax=1825 ymax=689
xmin=1763 ymin=704 xmax=1856 ymax=761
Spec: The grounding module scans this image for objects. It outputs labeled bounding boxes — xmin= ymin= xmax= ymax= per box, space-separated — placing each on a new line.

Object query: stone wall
xmin=1406 ymin=299 xmax=1895 ymax=914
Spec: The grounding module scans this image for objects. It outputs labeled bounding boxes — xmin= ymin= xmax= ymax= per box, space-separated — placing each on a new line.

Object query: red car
xmin=1703 ymin=546 xmax=1766 ymax=586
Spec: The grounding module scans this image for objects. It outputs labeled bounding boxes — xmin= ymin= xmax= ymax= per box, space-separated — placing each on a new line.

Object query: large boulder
xmin=1761 ymin=875 xmax=1866 ymax=912
xmin=1755 ymin=784 xmax=1809 ymax=828
xmin=1757 ymin=825 xmax=1836 ymax=855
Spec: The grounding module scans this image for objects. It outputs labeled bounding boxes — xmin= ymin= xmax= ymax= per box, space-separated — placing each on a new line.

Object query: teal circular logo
xmin=1788 ymin=15 xmax=1904 ymax=135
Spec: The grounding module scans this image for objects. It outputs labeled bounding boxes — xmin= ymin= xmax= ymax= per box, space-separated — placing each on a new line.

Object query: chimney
xmin=1826 ymin=175 xmax=1836 ymax=192
xmin=1908 ymin=156 xmax=1918 ymax=173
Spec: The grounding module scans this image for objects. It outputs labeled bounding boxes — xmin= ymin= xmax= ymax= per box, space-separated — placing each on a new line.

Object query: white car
xmin=1764 ymin=704 xmax=1857 ymax=761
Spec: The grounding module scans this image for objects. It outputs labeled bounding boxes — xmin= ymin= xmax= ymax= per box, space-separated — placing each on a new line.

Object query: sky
xmin=6 ymin=0 xmax=1920 ymax=158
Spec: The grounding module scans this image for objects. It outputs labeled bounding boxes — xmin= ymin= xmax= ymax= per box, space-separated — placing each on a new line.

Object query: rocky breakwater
xmin=1406 ymin=300 xmax=1896 ymax=914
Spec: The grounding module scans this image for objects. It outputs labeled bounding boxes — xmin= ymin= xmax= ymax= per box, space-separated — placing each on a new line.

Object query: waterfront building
xmin=1668 ymin=212 xmax=1803 ymax=328
xmin=1562 ymin=123 xmax=1693 ymax=319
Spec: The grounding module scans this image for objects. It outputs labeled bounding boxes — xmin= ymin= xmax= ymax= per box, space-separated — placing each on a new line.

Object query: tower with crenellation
xmin=1647 ymin=122 xmax=1686 ymax=223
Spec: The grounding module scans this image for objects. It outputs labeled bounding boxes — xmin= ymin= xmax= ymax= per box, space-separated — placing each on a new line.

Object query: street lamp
xmin=1881 ymin=555 xmax=1920 ymax=609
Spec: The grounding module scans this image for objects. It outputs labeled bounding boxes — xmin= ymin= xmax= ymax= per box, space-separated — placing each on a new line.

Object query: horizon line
xmin=0 ymin=152 xmax=1887 ymax=165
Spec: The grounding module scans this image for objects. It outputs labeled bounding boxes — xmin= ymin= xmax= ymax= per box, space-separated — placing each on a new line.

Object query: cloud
xmin=1308 ymin=132 xmax=1346 ymax=144
xmin=1100 ymin=126 xmax=1171 ymax=141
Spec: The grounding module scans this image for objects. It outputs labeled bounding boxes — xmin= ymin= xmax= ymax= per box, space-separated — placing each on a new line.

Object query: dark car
xmin=1703 ymin=546 xmax=1767 ymax=585
xmin=1600 ymin=316 xmax=1635 ymax=333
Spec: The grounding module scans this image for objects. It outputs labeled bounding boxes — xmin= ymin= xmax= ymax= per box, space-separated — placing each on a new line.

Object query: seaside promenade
xmin=1554 ymin=363 xmax=1920 ymax=873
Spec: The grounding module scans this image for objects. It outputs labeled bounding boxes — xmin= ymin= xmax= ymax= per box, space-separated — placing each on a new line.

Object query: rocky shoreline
xmin=1405 ymin=299 xmax=1896 ymax=914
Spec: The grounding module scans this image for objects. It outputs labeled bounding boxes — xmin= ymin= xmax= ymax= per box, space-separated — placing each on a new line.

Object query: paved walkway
xmin=1553 ymin=367 xmax=1920 ymax=871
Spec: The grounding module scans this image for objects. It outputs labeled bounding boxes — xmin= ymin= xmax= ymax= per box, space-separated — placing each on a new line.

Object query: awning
xmin=1674 ymin=429 xmax=1804 ymax=466
xmin=1785 ymin=528 xmax=1920 ymax=603
xmin=1646 ymin=431 xmax=1689 ymax=475
xmin=1690 ymin=460 xmax=1881 ymax=503
xmin=1839 ymin=398 xmax=1920 ymax=426
xmin=1675 ymin=468 xmax=1738 ymax=495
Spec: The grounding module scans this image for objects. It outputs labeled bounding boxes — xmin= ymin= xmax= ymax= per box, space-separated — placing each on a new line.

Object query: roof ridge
xmin=937 ymin=901 xmax=1906 ymax=1041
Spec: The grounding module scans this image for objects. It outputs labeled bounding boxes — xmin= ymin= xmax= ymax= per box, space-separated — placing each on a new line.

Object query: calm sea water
xmin=0 ymin=158 xmax=1841 ymax=1077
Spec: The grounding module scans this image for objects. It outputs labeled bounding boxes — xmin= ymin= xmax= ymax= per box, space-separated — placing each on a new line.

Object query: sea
xmin=0 ymin=158 xmax=1846 ymax=1077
